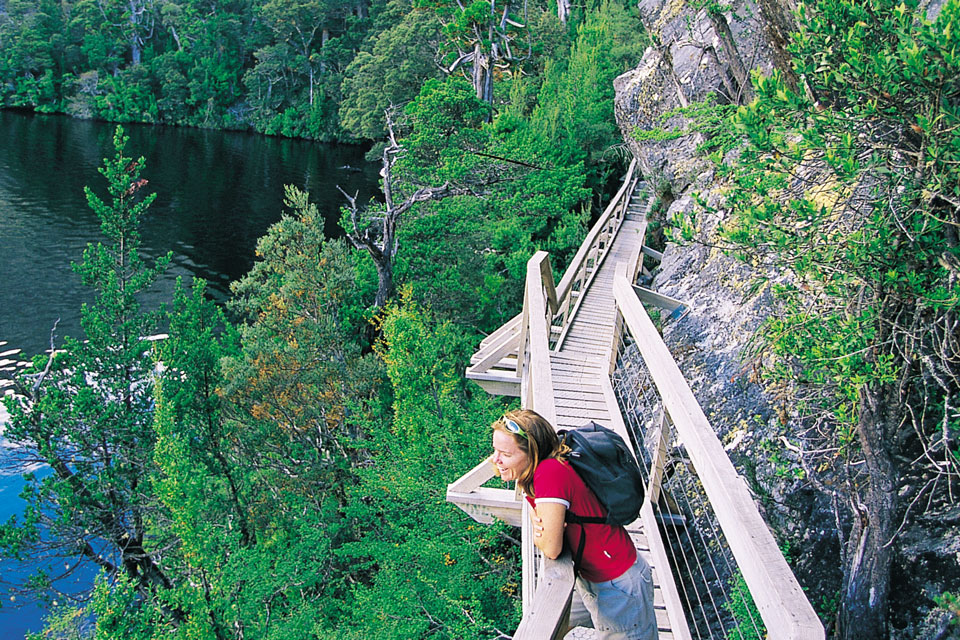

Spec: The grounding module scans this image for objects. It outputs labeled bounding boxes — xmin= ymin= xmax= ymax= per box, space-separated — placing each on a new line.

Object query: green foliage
xmin=328 ymin=295 xmax=520 ymax=639
xmin=724 ymin=570 xmax=765 ymax=640
xmin=631 ymin=94 xmax=739 ymax=171
xmin=25 ymin=605 xmax=92 ymax=640
xmin=89 ymin=573 xmax=160 ymax=639
xmin=724 ymin=0 xmax=960 ymax=447
xmin=339 ymin=5 xmax=443 ymax=139
xmin=0 ymin=0 xmax=376 ymax=139
xmin=519 ymin=1 xmax=647 ymax=182
xmin=416 ymin=0 xmax=528 ymax=102
xmin=0 ymin=126 xmax=173 ymax=604
xmin=400 ymin=78 xmax=492 ymax=178
xmin=388 ymin=76 xmax=591 ymax=330
xmin=224 ymin=186 xmax=384 ymax=505
xmin=145 ymin=279 xmax=252 ymax=639
xmin=935 ymin=591 xmax=960 ymax=627
xmin=384 ymin=5 xmax=647 ymax=326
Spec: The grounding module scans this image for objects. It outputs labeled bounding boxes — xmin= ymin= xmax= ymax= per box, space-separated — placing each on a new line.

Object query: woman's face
xmin=492 ymin=429 xmax=530 ymax=482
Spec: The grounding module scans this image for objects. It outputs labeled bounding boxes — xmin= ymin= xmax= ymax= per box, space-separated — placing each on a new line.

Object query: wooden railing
xmin=549 ymin=158 xmax=640 ymax=349
xmin=448 ymin=250 xmax=575 ymax=629
xmin=611 ymin=262 xmax=825 ymax=639
xmin=464 ymin=159 xmax=640 ymax=393
xmin=513 ymin=549 xmax=575 ymax=640
xmin=517 ymin=251 xmax=559 ymax=427
xmin=513 ymin=251 xmax=575 ymax=635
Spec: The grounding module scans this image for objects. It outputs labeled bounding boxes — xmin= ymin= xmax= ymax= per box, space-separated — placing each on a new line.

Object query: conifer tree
xmin=0 ymin=127 xmax=174 ymax=609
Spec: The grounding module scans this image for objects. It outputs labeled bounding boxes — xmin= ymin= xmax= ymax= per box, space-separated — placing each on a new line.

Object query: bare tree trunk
xmin=840 ymin=384 xmax=897 ymax=640
xmin=373 ymin=252 xmax=395 ymax=309
xmin=754 ymin=0 xmax=800 ymax=90
xmin=472 ymin=42 xmax=488 ymax=102
xmin=557 ymin=0 xmax=570 ymax=24
xmin=308 ymin=66 xmax=314 ymax=105
xmin=130 ymin=33 xmax=142 ymax=65
xmin=339 ymin=116 xmax=486 ymax=309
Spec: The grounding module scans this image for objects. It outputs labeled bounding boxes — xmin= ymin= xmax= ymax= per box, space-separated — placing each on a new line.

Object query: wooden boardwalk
xmin=455 ymin=170 xmax=681 ymax=638
xmin=551 ymin=189 xmax=647 ymax=430
xmin=544 ymin=186 xmax=677 ymax=639
xmin=449 ymin=159 xmax=823 ymax=640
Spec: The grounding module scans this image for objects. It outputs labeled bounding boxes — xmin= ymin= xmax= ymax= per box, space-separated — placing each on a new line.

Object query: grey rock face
xmin=615 ymin=0 xmax=777 ymax=196
xmin=610 ymin=0 xmax=960 ymax=636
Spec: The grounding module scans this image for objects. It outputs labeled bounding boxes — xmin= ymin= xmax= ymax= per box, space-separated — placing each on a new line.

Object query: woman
xmin=491 ymin=409 xmax=656 ymax=640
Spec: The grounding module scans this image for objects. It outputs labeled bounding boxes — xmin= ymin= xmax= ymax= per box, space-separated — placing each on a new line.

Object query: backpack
xmin=557 ymin=421 xmax=646 ymax=573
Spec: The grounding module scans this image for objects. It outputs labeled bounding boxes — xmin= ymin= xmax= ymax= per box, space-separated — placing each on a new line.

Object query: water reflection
xmin=0 ymin=111 xmax=380 ymax=357
xmin=0 ymin=110 xmax=379 ymax=637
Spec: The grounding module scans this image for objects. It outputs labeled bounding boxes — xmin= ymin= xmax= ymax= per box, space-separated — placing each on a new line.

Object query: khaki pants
xmin=565 ymin=555 xmax=657 ymax=640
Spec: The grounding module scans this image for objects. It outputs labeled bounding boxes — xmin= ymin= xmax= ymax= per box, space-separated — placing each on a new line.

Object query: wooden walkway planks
xmin=550 ymin=210 xmax=647 ymax=430
xmin=544 ymin=185 xmax=679 ymax=639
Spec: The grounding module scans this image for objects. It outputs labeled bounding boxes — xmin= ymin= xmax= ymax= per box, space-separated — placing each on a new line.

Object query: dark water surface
xmin=0 ymin=110 xmax=379 ymax=637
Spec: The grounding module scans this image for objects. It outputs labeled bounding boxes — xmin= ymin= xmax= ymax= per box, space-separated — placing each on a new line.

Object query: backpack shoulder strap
xmin=563 ymin=510 xmax=605 ymax=576
xmin=564 ymin=512 xmax=605 ymax=525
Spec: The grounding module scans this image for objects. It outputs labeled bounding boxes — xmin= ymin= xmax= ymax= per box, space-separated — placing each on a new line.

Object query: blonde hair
xmin=492 ymin=409 xmax=569 ymax=497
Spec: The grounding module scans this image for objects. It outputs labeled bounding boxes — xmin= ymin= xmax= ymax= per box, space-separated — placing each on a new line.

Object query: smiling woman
xmin=491 ymin=410 xmax=657 ymax=640
xmin=491 ymin=425 xmax=528 ymax=482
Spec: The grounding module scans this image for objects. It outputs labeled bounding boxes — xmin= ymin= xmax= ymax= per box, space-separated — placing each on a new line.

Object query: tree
xmin=338 ymin=5 xmax=443 ymax=139
xmin=722 ymin=1 xmax=960 ymax=636
xmin=83 ymin=0 xmax=158 ymax=66
xmin=0 ymin=127 xmax=175 ymax=611
xmin=339 ymin=79 xmax=498 ymax=309
xmin=327 ymin=294 xmax=521 ymax=639
xmin=418 ymin=0 xmax=530 ymax=103
xmin=0 ymin=0 xmax=63 ymax=109
xmin=526 ymin=1 xmax=646 ymax=173
xmin=223 ymin=186 xmax=384 ymax=505
xmin=257 ymin=0 xmax=333 ymax=106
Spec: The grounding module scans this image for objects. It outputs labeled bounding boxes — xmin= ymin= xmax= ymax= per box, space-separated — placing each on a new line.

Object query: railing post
xmin=525 ymin=251 xmax=558 ymax=427
xmin=521 ymin=499 xmax=537 ymax=611
xmin=646 ymin=411 xmax=670 ymax=505
xmin=513 ymin=550 xmax=575 ymax=640
xmin=612 ymin=269 xmax=825 ymax=639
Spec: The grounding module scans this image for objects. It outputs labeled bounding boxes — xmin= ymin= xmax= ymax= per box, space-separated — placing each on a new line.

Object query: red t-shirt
xmin=525 ymin=458 xmax=636 ymax=582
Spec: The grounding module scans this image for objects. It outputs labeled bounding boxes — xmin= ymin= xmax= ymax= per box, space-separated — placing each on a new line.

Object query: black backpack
xmin=557 ymin=421 xmax=645 ymax=572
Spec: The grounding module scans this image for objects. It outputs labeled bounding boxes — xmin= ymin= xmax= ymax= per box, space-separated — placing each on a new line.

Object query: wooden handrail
xmin=612 ymin=263 xmax=825 ymax=640
xmin=513 ymin=550 xmax=575 ymax=640
xmin=522 ymin=251 xmax=558 ymax=426
xmin=550 ymin=159 xmax=641 ymax=349
xmin=555 ymin=158 xmax=639 ymax=302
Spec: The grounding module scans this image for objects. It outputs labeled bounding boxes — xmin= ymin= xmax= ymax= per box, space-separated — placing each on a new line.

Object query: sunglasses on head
xmin=503 ymin=417 xmax=527 ymax=439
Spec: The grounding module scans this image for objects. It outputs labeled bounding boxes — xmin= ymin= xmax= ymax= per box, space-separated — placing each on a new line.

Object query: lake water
xmin=0 ymin=110 xmax=379 ymax=637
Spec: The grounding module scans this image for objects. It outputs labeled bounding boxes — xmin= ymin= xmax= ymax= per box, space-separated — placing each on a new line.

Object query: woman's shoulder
xmin=535 ymin=457 xmax=572 ymax=478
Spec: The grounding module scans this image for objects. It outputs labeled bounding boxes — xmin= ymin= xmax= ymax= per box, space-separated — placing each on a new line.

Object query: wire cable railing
xmin=611 ymin=262 xmax=823 ymax=640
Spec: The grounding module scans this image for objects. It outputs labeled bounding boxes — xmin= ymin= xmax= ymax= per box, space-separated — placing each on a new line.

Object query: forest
xmin=1 ymin=0 xmax=958 ymax=638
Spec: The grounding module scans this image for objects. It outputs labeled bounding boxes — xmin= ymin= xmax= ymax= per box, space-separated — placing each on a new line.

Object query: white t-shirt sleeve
xmin=534 ymin=497 xmax=571 ymax=508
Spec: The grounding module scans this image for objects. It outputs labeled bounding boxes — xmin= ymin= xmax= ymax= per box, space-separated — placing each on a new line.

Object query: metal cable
xmin=613 ymin=327 xmax=767 ymax=639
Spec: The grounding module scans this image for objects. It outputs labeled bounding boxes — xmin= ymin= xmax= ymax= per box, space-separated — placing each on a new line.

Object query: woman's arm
xmin=530 ymin=502 xmax=566 ymax=559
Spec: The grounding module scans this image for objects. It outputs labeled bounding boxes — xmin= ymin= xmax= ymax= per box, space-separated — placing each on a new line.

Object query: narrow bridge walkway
xmin=447 ymin=160 xmax=824 ymax=640
xmin=531 ymin=181 xmax=675 ymax=638
xmin=549 ymin=186 xmax=648 ymax=431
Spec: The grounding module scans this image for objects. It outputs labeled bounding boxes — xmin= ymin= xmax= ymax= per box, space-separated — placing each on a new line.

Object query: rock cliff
xmin=612 ymin=1 xmax=959 ymax=637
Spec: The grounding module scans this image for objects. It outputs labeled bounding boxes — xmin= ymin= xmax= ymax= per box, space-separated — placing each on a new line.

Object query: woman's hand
xmin=530 ymin=503 xmax=566 ymax=560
